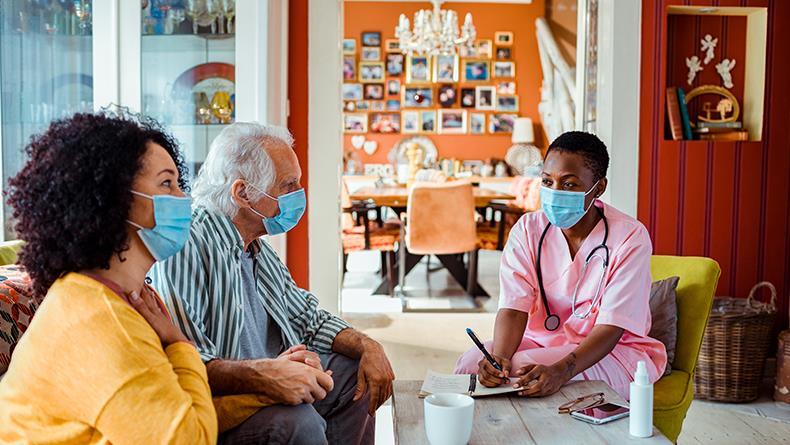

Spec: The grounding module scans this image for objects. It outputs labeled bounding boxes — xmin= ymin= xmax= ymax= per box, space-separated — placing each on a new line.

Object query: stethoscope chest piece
xmin=544 ymin=314 xmax=561 ymax=331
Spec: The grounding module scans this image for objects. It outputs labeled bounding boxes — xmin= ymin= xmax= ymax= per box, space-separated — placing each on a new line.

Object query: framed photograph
xmin=496 ymin=81 xmax=516 ymax=95
xmin=463 ymin=160 xmax=484 ymax=175
xmin=495 ymin=31 xmax=514 ymax=46
xmin=438 ymin=85 xmax=457 ymax=107
xmin=438 ymin=109 xmax=467 ymax=134
xmin=361 ymin=31 xmax=381 ymax=47
xmin=343 ymin=56 xmax=356 ymax=81
xmin=489 ymin=113 xmax=517 ymax=134
xmin=386 ymin=99 xmax=401 ymax=111
xmin=476 ymin=39 xmax=493 ymax=58
xmin=361 ymin=47 xmax=381 ymax=61
xmin=356 ymin=101 xmax=370 ymax=111
xmin=459 ymin=44 xmax=477 ymax=58
xmin=420 ymin=110 xmax=436 ymax=133
xmin=343 ymin=113 xmax=368 ymax=133
xmin=402 ymin=110 xmax=420 ymax=134
xmin=475 ymin=86 xmax=496 ymax=110
xmin=496 ymin=95 xmax=519 ymax=112
xmin=386 ymin=53 xmax=404 ymax=76
xmin=406 ymin=54 xmax=432 ymax=84
xmin=385 ymin=39 xmax=400 ymax=52
xmin=460 ymin=88 xmax=476 ymax=108
xmin=370 ymin=113 xmax=401 ymax=133
xmin=470 ymin=112 xmax=486 ymax=135
xmin=496 ymin=47 xmax=512 ymax=60
xmin=342 ymin=83 xmax=363 ymax=101
xmin=359 ymin=62 xmax=385 ymax=83
xmin=370 ymin=101 xmax=386 ymax=111
xmin=343 ymin=101 xmax=356 ymax=112
xmin=493 ymin=61 xmax=516 ymax=78
xmin=462 ymin=60 xmax=490 ymax=82
xmin=364 ymin=83 xmax=384 ymax=100
xmin=342 ymin=38 xmax=356 ymax=55
xmin=433 ymin=54 xmax=459 ymax=82
xmin=387 ymin=79 xmax=401 ymax=96
xmin=402 ymin=86 xmax=433 ymax=108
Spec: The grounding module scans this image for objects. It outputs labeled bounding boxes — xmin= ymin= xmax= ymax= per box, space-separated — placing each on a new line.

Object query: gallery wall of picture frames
xmin=342 ymin=30 xmax=519 ymax=136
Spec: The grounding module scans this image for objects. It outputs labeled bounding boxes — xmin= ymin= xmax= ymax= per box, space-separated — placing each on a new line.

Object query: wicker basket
xmin=695 ymin=282 xmax=777 ymax=402
xmin=775 ymin=301 xmax=790 ymax=403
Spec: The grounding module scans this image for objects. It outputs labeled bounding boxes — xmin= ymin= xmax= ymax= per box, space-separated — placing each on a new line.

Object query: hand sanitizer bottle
xmin=629 ymin=361 xmax=653 ymax=438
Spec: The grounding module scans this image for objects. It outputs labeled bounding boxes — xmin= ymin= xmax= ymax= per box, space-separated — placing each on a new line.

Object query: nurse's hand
xmin=513 ymin=363 xmax=568 ymax=397
xmin=477 ymin=355 xmax=511 ymax=387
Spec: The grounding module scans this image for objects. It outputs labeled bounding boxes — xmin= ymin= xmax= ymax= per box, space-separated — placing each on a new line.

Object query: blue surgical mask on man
xmin=247 ymin=185 xmax=306 ymax=235
xmin=540 ymin=180 xmax=599 ymax=229
xmin=127 ymin=190 xmax=193 ymax=261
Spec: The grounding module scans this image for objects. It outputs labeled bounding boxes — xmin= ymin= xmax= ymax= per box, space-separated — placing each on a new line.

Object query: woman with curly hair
xmin=0 ymin=113 xmax=217 ymax=444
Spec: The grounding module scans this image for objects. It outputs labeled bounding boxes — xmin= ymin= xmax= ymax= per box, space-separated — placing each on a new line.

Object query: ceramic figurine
xmin=716 ymin=59 xmax=736 ymax=89
xmin=686 ymin=56 xmax=703 ymax=85
xmin=700 ymin=34 xmax=718 ymax=65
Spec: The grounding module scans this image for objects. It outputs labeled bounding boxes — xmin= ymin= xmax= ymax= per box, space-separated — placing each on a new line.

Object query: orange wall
xmin=343 ymin=1 xmax=546 ymax=165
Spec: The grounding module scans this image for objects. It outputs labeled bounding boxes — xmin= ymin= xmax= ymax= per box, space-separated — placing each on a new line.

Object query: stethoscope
xmin=536 ymin=206 xmax=610 ymax=331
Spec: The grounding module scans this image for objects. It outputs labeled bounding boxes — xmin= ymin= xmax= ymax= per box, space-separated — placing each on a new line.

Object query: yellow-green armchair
xmin=0 ymin=240 xmax=23 ymax=266
xmin=651 ymin=255 xmax=720 ymax=443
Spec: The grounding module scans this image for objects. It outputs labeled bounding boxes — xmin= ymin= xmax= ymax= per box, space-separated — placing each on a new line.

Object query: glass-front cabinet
xmin=0 ymin=0 xmax=94 ymax=240
xmin=141 ymin=0 xmax=236 ymax=178
xmin=0 ymin=0 xmax=285 ymax=243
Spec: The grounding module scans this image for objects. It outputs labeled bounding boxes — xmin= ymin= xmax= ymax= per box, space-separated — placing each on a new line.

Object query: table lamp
xmin=505 ymin=117 xmax=543 ymax=176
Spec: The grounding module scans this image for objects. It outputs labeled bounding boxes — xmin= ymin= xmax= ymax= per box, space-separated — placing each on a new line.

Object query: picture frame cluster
xmin=342 ymin=30 xmax=519 ymax=135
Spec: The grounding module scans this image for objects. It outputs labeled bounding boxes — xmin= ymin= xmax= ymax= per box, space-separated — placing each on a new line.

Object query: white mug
xmin=424 ymin=393 xmax=475 ymax=445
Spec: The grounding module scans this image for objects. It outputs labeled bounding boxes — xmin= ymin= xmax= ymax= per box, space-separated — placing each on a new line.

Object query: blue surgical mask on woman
xmin=247 ymin=186 xmax=306 ymax=235
xmin=540 ymin=181 xmax=599 ymax=229
xmin=127 ymin=190 xmax=193 ymax=261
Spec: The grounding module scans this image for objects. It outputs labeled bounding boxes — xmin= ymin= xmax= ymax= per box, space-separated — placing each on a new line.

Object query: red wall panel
xmin=639 ymin=0 xmax=790 ymax=329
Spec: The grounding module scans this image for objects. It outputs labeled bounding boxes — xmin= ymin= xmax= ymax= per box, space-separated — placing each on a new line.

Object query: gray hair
xmin=192 ymin=122 xmax=294 ymax=218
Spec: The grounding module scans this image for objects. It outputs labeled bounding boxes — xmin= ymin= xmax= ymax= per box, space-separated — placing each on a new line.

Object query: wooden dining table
xmin=348 ymin=185 xmax=515 ymax=208
xmin=348 ymin=184 xmax=516 ymax=299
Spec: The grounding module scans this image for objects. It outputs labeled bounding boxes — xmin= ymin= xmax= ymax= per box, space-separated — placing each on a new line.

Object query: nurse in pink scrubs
xmin=455 ymin=131 xmax=666 ymax=399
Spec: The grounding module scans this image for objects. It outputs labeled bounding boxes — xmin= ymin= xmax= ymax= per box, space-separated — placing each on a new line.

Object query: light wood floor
xmin=343 ymin=251 xmax=790 ymax=444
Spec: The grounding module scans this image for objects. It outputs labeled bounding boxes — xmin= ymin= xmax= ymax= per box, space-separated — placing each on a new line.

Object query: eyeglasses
xmin=557 ymin=392 xmax=605 ymax=414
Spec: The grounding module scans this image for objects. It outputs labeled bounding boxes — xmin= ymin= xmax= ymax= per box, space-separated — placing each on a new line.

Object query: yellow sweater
xmin=0 ymin=273 xmax=217 ymax=444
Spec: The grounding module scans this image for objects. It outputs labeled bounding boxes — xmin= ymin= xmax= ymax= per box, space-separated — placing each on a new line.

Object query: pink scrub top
xmin=499 ymin=200 xmax=667 ymax=385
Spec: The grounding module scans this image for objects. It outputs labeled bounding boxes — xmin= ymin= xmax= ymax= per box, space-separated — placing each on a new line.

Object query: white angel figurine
xmin=701 ymin=34 xmax=718 ymax=64
xmin=716 ymin=59 xmax=736 ymax=88
xmin=686 ymin=55 xmax=703 ymax=85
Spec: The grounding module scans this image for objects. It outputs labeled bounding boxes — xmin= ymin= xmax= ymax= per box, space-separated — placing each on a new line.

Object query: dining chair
xmin=340 ymin=181 xmax=401 ymax=295
xmin=399 ymin=181 xmax=479 ymax=306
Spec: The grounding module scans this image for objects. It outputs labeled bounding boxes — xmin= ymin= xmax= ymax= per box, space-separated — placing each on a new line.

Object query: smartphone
xmin=569 ymin=402 xmax=630 ymax=425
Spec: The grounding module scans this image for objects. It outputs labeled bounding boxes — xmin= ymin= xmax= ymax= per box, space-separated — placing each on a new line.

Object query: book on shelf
xmin=697 ymin=130 xmax=749 ymax=141
xmin=693 ymin=126 xmax=744 ymax=134
xmin=676 ymin=88 xmax=693 ymax=140
xmin=666 ymin=87 xmax=683 ymax=140
xmin=697 ymin=121 xmax=743 ymax=129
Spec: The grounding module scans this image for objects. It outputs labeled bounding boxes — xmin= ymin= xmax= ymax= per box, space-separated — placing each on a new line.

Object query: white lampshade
xmin=511 ymin=117 xmax=535 ymax=144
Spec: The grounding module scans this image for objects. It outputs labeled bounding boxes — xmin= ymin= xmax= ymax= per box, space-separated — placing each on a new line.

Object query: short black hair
xmin=7 ymin=112 xmax=188 ymax=299
xmin=546 ymin=131 xmax=609 ymax=181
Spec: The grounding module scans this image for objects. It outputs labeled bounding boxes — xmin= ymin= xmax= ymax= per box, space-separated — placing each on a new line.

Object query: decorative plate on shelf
xmin=172 ymin=62 xmax=235 ymax=98
xmin=388 ymin=136 xmax=439 ymax=166
xmin=171 ymin=62 xmax=235 ymax=124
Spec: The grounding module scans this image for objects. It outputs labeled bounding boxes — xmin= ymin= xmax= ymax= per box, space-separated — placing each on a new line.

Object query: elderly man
xmin=149 ymin=122 xmax=394 ymax=445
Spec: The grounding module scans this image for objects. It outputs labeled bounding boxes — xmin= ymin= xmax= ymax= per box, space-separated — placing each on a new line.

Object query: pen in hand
xmin=466 ymin=328 xmax=503 ymax=373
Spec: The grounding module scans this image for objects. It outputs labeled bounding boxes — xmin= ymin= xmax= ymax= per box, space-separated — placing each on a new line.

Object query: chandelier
xmin=395 ymin=0 xmax=476 ymax=56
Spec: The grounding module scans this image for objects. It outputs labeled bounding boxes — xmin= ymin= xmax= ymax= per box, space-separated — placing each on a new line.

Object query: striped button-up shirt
xmin=149 ymin=206 xmax=350 ymax=362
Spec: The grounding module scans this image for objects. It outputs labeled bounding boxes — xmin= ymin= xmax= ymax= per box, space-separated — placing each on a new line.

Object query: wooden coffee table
xmin=392 ymin=380 xmax=671 ymax=444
